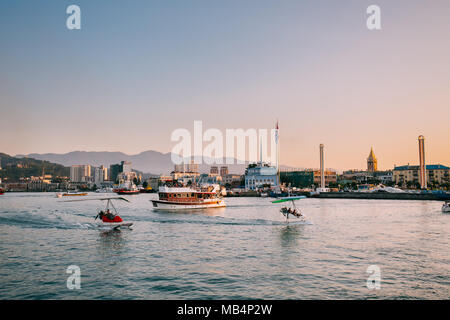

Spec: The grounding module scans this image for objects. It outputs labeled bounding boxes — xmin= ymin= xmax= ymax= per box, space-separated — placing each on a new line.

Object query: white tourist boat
xmin=151 ymin=186 xmax=226 ymax=210
xmin=442 ymin=201 xmax=450 ymax=213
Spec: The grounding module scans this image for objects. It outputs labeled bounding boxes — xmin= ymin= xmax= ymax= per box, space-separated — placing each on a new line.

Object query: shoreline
xmin=309 ymin=192 xmax=450 ymax=201
xmin=226 ymin=191 xmax=450 ymax=201
xmin=1 ymin=190 xmax=449 ymax=201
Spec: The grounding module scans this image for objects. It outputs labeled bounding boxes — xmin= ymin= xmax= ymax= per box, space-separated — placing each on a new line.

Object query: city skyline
xmin=1 ymin=0 xmax=450 ymax=170
xmin=9 ymin=138 xmax=448 ymax=173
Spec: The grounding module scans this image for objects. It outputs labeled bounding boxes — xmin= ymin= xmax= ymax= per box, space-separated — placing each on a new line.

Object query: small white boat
xmin=442 ymin=201 xmax=450 ymax=213
xmin=57 ymin=190 xmax=88 ymax=197
xmin=95 ymin=187 xmax=114 ymax=193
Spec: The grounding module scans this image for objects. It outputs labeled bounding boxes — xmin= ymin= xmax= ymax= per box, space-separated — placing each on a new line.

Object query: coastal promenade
xmin=308 ymin=191 xmax=450 ymax=201
xmin=225 ymin=190 xmax=450 ymax=201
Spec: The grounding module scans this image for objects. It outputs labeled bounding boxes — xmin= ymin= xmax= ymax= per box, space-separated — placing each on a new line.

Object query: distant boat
xmin=114 ymin=181 xmax=140 ymax=195
xmin=61 ymin=192 xmax=88 ymax=197
xmin=443 ymin=201 xmax=450 ymax=213
xmin=370 ymin=185 xmax=405 ymax=193
xmin=115 ymin=189 xmax=140 ymax=195
xmin=95 ymin=187 xmax=114 ymax=193
xmin=139 ymin=186 xmax=154 ymax=193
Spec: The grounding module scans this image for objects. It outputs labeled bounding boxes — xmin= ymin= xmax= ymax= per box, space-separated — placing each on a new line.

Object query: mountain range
xmin=16 ymin=151 xmax=251 ymax=175
xmin=16 ymin=151 xmax=299 ymax=175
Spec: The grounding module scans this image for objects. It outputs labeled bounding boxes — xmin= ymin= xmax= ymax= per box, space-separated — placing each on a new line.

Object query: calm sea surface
xmin=0 ymin=192 xmax=448 ymax=299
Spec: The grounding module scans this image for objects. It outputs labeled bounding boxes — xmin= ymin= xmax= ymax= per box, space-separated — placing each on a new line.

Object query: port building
xmin=393 ymin=164 xmax=450 ymax=187
xmin=245 ymin=163 xmax=278 ymax=190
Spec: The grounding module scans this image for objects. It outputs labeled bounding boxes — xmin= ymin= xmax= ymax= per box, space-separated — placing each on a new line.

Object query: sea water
xmin=0 ymin=193 xmax=448 ymax=299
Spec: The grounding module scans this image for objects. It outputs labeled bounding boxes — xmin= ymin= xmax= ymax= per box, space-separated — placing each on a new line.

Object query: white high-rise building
xmin=122 ymin=161 xmax=132 ymax=173
xmin=70 ymin=165 xmax=91 ymax=182
xmin=94 ymin=165 xmax=108 ymax=184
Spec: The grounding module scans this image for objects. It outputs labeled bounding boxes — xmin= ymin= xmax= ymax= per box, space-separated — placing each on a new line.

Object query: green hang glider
xmin=271 ymin=196 xmax=306 ymax=204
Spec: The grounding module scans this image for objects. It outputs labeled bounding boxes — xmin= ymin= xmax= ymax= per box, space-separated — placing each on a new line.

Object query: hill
xmin=0 ymin=153 xmax=69 ymax=182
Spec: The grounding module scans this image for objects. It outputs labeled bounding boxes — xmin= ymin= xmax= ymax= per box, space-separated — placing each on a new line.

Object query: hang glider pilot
xmin=281 ymin=206 xmax=302 ymax=217
xmin=98 ymin=209 xmax=123 ymax=223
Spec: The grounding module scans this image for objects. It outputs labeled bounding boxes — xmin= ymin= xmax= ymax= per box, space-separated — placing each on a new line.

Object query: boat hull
xmin=115 ymin=190 xmax=140 ymax=195
xmin=151 ymin=199 xmax=226 ymax=210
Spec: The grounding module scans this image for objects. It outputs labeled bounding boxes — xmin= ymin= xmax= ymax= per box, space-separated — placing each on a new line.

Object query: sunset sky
xmin=1 ymin=0 xmax=449 ymax=170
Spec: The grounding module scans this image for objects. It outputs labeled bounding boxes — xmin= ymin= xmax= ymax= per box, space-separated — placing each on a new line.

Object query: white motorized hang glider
xmin=272 ymin=196 xmax=307 ymax=221
xmin=61 ymin=197 xmax=132 ymax=230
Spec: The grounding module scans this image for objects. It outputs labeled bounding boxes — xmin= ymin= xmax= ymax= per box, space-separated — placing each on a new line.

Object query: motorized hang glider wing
xmin=271 ymin=196 xmax=306 ymax=204
xmin=60 ymin=197 xmax=130 ymax=203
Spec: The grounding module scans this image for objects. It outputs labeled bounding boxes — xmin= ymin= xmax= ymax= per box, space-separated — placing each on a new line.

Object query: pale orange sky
xmin=0 ymin=1 xmax=449 ymax=170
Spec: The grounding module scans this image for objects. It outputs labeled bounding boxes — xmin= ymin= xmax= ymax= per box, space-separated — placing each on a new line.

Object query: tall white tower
xmin=275 ymin=121 xmax=280 ymax=186
xmin=320 ymin=144 xmax=325 ymax=188
xmin=418 ymin=135 xmax=427 ymax=189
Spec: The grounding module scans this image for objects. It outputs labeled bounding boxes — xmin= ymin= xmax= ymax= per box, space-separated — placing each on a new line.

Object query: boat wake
xmin=0 ymin=210 xmax=102 ymax=230
xmin=0 ymin=207 xmax=312 ymax=230
xmin=144 ymin=214 xmax=312 ymax=227
xmin=224 ymin=203 xmax=274 ymax=208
